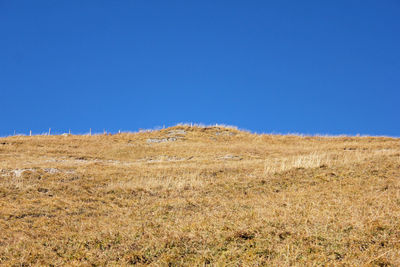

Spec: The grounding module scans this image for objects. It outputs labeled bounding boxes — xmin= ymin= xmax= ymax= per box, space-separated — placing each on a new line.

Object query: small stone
xmin=44 ymin=168 xmax=59 ymax=174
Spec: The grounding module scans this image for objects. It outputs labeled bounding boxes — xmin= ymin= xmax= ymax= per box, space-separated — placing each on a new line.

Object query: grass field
xmin=0 ymin=125 xmax=399 ymax=266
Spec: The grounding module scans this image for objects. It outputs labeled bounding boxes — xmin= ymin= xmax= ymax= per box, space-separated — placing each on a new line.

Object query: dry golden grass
xmin=0 ymin=125 xmax=399 ymax=266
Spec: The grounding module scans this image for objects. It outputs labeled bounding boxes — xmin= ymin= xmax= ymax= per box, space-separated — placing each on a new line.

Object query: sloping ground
xmin=0 ymin=125 xmax=399 ymax=266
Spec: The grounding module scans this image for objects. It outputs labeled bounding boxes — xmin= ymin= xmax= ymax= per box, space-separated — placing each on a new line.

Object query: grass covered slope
xmin=0 ymin=125 xmax=399 ymax=266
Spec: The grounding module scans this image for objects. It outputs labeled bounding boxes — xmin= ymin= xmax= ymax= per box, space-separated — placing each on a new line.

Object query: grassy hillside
xmin=0 ymin=125 xmax=399 ymax=266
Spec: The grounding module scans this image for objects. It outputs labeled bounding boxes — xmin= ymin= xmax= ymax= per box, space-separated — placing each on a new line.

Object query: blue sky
xmin=1 ymin=1 xmax=399 ymax=136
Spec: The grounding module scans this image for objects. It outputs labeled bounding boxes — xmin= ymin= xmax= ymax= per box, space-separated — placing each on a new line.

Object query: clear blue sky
xmin=1 ymin=1 xmax=399 ymax=136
